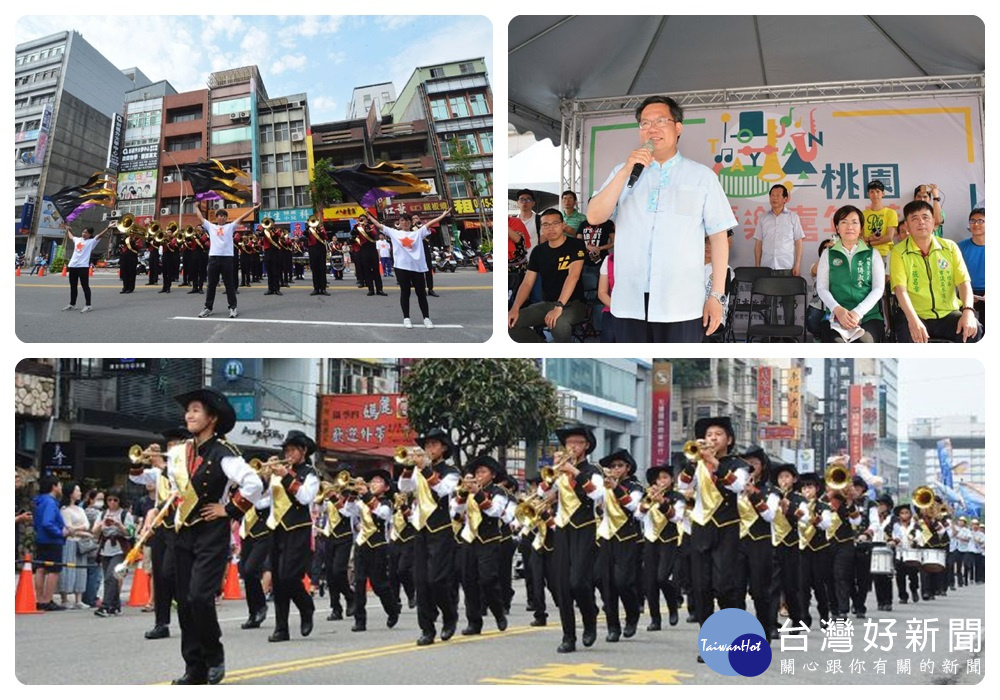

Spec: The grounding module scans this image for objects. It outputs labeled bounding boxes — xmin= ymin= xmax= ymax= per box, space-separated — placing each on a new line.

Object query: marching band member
xmin=261 ymin=223 xmax=283 ymax=296
xmin=796 ymin=472 xmax=832 ymax=630
xmin=396 ymin=428 xmax=461 ymax=646
xmin=678 ymin=417 xmax=748 ymax=662
xmin=737 ymin=446 xmax=777 ymax=640
xmin=119 ymin=230 xmax=142 ymax=294
xmin=238 ymin=457 xmax=273 ymax=629
xmin=387 ymin=485 xmax=416 ymax=612
xmin=519 ymin=477 xmax=557 ymax=628
xmin=159 ymin=230 xmax=182 ymax=294
xmin=540 ymin=425 xmax=604 ymax=654
xmin=919 ymin=496 xmax=950 ymax=600
xmin=497 ymin=473 xmax=519 ymax=615
xmin=353 ymin=217 xmax=386 ymax=297
xmin=821 ymin=466 xmax=863 ymax=620
xmin=596 ymin=448 xmax=643 ymax=642
xmin=768 ymin=463 xmax=803 ymax=633
xmin=849 ymin=475 xmax=875 ymax=618
xmin=169 ymin=388 xmax=263 ymax=685
xmin=318 ymin=477 xmax=355 ymax=621
xmin=891 ymin=504 xmax=921 ymax=604
xmin=452 ymin=455 xmax=509 ymax=635
xmin=264 ymin=431 xmax=320 ymax=642
xmin=637 ymin=463 xmax=685 ymax=630
xmin=866 ymin=494 xmax=895 ymax=611
xmin=306 ymin=216 xmax=331 ymax=296
xmin=344 ymin=469 xmax=401 ymax=631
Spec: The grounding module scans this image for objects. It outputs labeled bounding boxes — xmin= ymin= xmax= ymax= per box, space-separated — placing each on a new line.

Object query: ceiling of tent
xmin=509 ymin=15 xmax=985 ymax=145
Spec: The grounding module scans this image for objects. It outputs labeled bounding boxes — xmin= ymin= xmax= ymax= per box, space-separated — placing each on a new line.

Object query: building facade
xmin=346 ymin=82 xmax=396 ymax=120
xmin=908 ymin=416 xmax=986 ymax=488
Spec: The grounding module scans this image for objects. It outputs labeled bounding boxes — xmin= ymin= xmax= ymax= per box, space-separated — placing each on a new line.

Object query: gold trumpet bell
xmin=539 ymin=466 xmax=557 ymax=484
xmin=307 ymin=215 xmax=321 ymax=229
xmin=913 ymin=486 xmax=935 ymax=510
xmin=116 ymin=213 xmax=135 ymax=233
xmin=683 ymin=439 xmax=708 ymax=461
xmin=825 ymin=464 xmax=851 ymax=491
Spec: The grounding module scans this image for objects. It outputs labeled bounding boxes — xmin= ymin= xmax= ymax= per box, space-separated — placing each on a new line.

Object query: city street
xmin=14 ymin=268 xmax=493 ymax=343
xmin=14 ymin=575 xmax=984 ymax=685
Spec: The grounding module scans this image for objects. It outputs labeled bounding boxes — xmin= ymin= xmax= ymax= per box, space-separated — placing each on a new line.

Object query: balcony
xmin=433 ymin=116 xmax=491 ymax=134
xmin=424 ymin=74 xmax=489 ymax=94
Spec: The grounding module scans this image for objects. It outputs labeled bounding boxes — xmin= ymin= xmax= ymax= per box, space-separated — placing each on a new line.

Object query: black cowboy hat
xmin=280 ymin=430 xmax=317 ymax=458
xmin=771 ymin=462 xmax=798 ymax=482
xmin=694 ymin=416 xmax=735 ymax=442
xmin=416 ymin=427 xmax=454 ymax=459
xmin=555 ymin=425 xmax=597 ymax=454
xmin=365 ymin=468 xmax=394 ymax=493
xmin=894 ymin=504 xmax=913 ymax=518
xmin=645 ymin=464 xmax=674 ymax=486
xmin=174 ymin=388 xmax=237 ymax=436
xmin=741 ymin=445 xmax=772 ymax=481
xmin=162 ymin=426 xmax=191 ymax=442
xmin=599 ymin=448 xmax=637 ymax=476
xmin=852 ymin=475 xmax=869 ymax=490
xmin=876 ymin=494 xmax=894 ymax=510
xmin=466 ymin=454 xmax=502 ymax=477
xmin=796 ymin=471 xmax=822 ymax=490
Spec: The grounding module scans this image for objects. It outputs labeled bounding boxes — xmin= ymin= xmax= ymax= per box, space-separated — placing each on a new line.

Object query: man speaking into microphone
xmin=587 ymin=96 xmax=737 ymax=342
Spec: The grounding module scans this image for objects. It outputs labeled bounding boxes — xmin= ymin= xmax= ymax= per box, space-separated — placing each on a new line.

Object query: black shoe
xmin=145 ymin=625 xmax=170 ymax=639
xmin=884 ymin=604 xmax=892 ymax=612
xmin=301 ymin=611 xmax=314 ymax=637
xmin=407 ymin=597 xmax=416 ymax=609
xmin=268 ymin=630 xmax=290 ymax=643
xmin=416 ymin=633 xmax=435 ymax=646
xmin=582 ymin=626 xmax=597 ymax=648
xmin=171 ymin=672 xmax=207 ymax=685
xmin=496 ymin=613 xmax=508 ymax=631
xmin=440 ymin=622 xmax=457 ymax=641
xmin=623 ymin=621 xmax=637 ymax=638
xmin=157 ymin=289 xmax=167 ymax=293
xmin=647 ymin=620 xmax=662 ymax=632
xmin=386 ymin=610 xmax=399 ymax=628
xmin=351 ymin=622 xmax=366 ymax=632
xmin=530 ymin=617 xmax=547 ymax=627
xmin=526 ymin=602 xmax=536 ymax=612
xmin=606 ymin=630 xmax=621 ymax=643
xmin=187 ymin=289 xmax=200 ymax=294
xmin=264 ymin=291 xmax=275 ymax=296
xmin=241 ymin=617 xmax=262 ymax=630
xmin=557 ymin=641 xmax=576 ymax=654
xmin=376 ymin=291 xmax=388 ymax=296
xmin=207 ymin=664 xmax=225 ymax=685
xmin=366 ymin=291 xmax=375 ymax=296
xmin=856 ymin=612 xmax=866 ymax=619
xmin=697 ymin=655 xmax=705 ymax=664
xmin=327 ymin=610 xmax=343 ymax=622
xmin=346 ymin=601 xmax=356 ymax=617
xmin=310 ymin=291 xmax=320 ymax=296
xmin=686 ymin=614 xmax=698 ymax=624
xmin=119 ymin=290 xmax=127 ymax=294
xmin=669 ymin=609 xmax=679 ymax=626
xmin=274 ymin=290 xmax=282 ymax=295
xmin=461 ymin=626 xmax=482 ymax=636
xmin=428 ymin=290 xmax=440 ymax=297
xmin=320 ymin=290 xmax=331 ymax=296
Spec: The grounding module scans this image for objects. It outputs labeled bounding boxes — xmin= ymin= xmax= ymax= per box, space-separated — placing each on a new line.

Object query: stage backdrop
xmin=581 ymin=95 xmax=984 ymax=271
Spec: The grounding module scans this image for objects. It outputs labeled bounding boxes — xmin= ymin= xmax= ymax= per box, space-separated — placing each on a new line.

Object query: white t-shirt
xmin=67 ymin=234 xmax=99 ymax=268
xmin=376 ymin=239 xmax=391 ymax=257
xmin=383 ymin=225 xmax=431 ymax=273
xmin=201 ymin=220 xmax=236 ymax=256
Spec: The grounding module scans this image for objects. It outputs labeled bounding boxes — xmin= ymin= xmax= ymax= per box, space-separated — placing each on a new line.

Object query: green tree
xmin=446 ymin=137 xmax=493 ymax=247
xmin=309 ymin=157 xmax=343 ymax=212
xmin=401 ymin=359 xmax=560 ymax=467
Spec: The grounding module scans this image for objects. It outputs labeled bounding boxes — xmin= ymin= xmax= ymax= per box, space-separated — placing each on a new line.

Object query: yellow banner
xmin=323 ymin=204 xmax=367 ymax=220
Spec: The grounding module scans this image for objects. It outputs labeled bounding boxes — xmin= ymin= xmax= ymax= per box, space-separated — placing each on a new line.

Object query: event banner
xmin=318 ymin=393 xmax=415 ymax=456
xmin=581 ymin=95 xmax=984 ymax=269
xmin=757 ymin=366 xmax=772 ymax=423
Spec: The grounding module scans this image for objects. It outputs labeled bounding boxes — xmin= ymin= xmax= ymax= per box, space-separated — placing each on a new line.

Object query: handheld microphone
xmin=626 ymin=140 xmax=655 ymax=189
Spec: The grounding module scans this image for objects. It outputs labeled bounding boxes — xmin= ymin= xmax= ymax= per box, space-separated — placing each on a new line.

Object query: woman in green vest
xmin=816 ymin=205 xmax=885 ymax=342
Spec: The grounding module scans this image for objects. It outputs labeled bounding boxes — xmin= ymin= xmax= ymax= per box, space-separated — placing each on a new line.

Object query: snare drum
xmin=900 ymin=547 xmax=922 ymax=569
xmin=870 ymin=546 xmax=894 ymax=575
xmin=920 ymin=548 xmax=947 ymax=573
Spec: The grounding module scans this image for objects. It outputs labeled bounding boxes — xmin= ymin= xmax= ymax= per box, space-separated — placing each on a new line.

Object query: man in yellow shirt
xmin=862 ymin=180 xmax=898 ymax=259
xmin=889 ymin=200 xmax=981 ymax=343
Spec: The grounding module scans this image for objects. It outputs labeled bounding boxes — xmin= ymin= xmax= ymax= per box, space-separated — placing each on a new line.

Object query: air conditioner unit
xmin=102 ymin=213 xmax=110 ymax=221
xmin=372 ymin=377 xmax=392 ymax=394
xmin=163 ymin=174 xmax=174 ymax=183
xmin=111 ymin=209 xmax=122 ymax=217
xmin=230 ymin=112 xmax=239 ymax=119
xmin=227 ymin=203 xmax=238 ymax=209
xmin=421 ymin=178 xmax=438 ymax=195
xmin=350 ymin=376 xmax=369 ymax=394
xmin=239 ymin=111 xmax=250 ymax=119
xmin=160 ymin=207 xmax=171 ymax=215
xmin=291 ymin=132 xmax=304 ymax=142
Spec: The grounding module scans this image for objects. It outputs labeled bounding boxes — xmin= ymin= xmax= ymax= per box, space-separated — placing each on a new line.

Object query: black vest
xmin=425 ymin=461 xmax=461 ymax=533
xmin=360 ymin=495 xmax=392 ymax=548
xmin=610 ymin=476 xmax=643 ymax=541
xmin=562 ymin=460 xmax=600 ymax=529
xmin=745 ymin=483 xmax=773 ymax=540
xmin=184 ymin=436 xmax=242 ymax=526
xmin=711 ymin=454 xmax=750 ymax=527
xmin=773 ymin=489 xmax=803 ymax=547
xmin=275 ymin=463 xmax=315 ymax=531
xmin=471 ymin=482 xmax=505 ymax=543
xmin=654 ymin=491 xmax=686 ymax=544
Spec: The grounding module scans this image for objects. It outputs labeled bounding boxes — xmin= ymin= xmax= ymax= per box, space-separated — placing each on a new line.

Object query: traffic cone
xmin=89 ymin=265 xmax=95 ymax=277
xmin=222 ymin=561 xmax=243 ymax=600
xmin=39 ymin=266 xmax=45 ymax=277
xmin=15 ymin=553 xmax=41 ymax=614
xmin=476 ymin=256 xmax=487 ymax=273
xmin=61 ymin=265 xmax=67 ymax=276
xmin=15 ymin=267 xmax=20 ymax=277
xmin=379 ymin=260 xmax=384 ymax=276
xmin=118 ymin=268 xmax=122 ymax=279
xmin=127 ymin=566 xmax=151 ymax=607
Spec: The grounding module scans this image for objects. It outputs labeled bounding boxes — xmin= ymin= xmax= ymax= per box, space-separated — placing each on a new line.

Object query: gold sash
xmin=771 ymin=491 xmax=793 ymax=545
xmin=828 ymin=507 xmax=843 ymax=540
xmin=460 ymin=494 xmax=483 ymax=544
xmin=169 ymin=441 xmax=199 ymax=530
xmin=690 ymin=461 xmax=723 ymax=526
xmin=644 ymin=503 xmax=668 ymax=543
xmin=798 ymin=499 xmax=816 ymax=550
xmin=240 ymin=507 xmax=257 ymax=539
xmin=413 ymin=469 xmax=439 ymax=531
xmin=532 ymin=520 xmax=549 ymax=551
xmin=554 ymin=472 xmax=582 ymax=528
xmin=356 ymin=501 xmax=378 ymax=546
xmin=267 ymin=474 xmax=293 ymax=529
xmin=391 ymin=508 xmax=408 ymax=541
xmin=919 ymin=516 xmax=934 ymax=545
xmin=737 ymin=494 xmax=759 ymax=539
xmin=323 ymin=501 xmax=342 ymax=537
xmin=597 ymin=486 xmax=628 ymax=540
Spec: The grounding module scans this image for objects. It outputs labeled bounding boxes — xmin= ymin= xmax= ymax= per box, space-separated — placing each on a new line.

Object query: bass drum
xmin=870 ymin=546 xmax=894 ymax=575
xmin=920 ymin=548 xmax=947 ymax=573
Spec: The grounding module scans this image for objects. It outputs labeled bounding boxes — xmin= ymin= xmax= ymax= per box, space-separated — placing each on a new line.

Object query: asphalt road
xmin=14 ymin=268 xmax=493 ymax=343
xmin=14 ymin=574 xmax=984 ymax=685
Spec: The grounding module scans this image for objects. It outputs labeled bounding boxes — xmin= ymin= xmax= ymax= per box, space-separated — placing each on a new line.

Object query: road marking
xmin=16 ymin=283 xmax=492 ymax=291
xmin=481 ymin=663 xmax=694 ymax=684
xmin=170 ymin=317 xmax=464 ymax=328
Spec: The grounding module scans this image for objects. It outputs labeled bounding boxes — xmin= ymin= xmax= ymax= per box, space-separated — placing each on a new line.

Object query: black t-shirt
xmin=576 ymin=220 xmax=615 ymax=267
xmin=526 ymin=236 xmax=586 ymax=303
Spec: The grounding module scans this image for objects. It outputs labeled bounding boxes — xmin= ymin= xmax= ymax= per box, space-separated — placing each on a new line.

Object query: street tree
xmin=401 ymin=359 xmax=560 ymax=467
xmin=309 ymin=157 xmax=342 ymax=213
xmin=446 ymin=137 xmax=492 ymax=246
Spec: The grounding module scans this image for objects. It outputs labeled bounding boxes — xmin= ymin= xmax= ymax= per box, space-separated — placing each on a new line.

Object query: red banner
xmin=650 ymin=362 xmax=672 ymax=467
xmin=760 ymin=425 xmax=797 ymax=441
xmin=848 ymin=385 xmax=863 ymax=466
xmin=318 ymin=394 xmax=415 ymax=456
xmin=380 ymin=200 xmax=450 ymax=218
xmin=758 ymin=366 xmax=772 ymax=423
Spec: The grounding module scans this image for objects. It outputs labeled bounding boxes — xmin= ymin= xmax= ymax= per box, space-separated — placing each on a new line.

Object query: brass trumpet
xmin=825 ymin=463 xmax=851 ymax=491
xmin=641 ymin=483 xmax=667 ymax=508
xmin=128 ymin=444 xmax=162 ymax=465
xmin=539 ymin=466 xmax=557 ymax=485
xmin=307 ymin=215 xmax=321 ymax=229
xmin=514 ymin=496 xmax=550 ymax=528
xmin=249 ymin=457 xmax=294 ymax=479
xmin=394 ymin=446 xmax=426 ymax=466
xmin=683 ymin=439 xmax=710 ymax=461
xmin=116 ymin=213 xmax=135 ymax=233
xmin=912 ymin=486 xmax=936 ymax=511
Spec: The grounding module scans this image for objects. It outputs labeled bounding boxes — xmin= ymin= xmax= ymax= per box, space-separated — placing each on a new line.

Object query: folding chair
xmin=745 ymin=275 xmax=808 ymax=342
xmin=726 ymin=267 xmax=773 ymax=342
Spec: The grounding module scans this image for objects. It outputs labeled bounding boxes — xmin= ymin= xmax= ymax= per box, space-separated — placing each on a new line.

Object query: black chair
xmin=571 ymin=267 xmax=601 ymax=342
xmin=726 ymin=267 xmax=774 ymax=342
xmin=745 ymin=275 xmax=808 ymax=342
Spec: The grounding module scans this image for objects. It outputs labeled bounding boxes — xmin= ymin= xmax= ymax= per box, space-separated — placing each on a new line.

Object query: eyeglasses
xmin=639 ymin=117 xmax=678 ymax=130
xmin=969 ymin=219 xmax=986 ymax=225
xmin=517 ymin=197 xmax=533 ymax=203
xmin=540 ymin=221 xmax=564 ymax=229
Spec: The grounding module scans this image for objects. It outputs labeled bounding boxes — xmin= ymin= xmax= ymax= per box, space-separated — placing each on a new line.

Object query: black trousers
xmin=830 ymin=540 xmax=855 ymax=617
xmin=852 ymin=543 xmax=873 ymax=614
xmin=895 ymin=559 xmax=921 ymax=602
xmin=690 ymin=522 xmax=741 ymax=625
xmin=354 ymin=544 xmax=398 ymax=625
xmin=239 ymin=534 xmax=272 ymax=618
xmin=388 ymin=539 xmax=415 ymax=607
xmin=519 ymin=536 xmax=536 ymax=609
xmin=799 ymin=547 xmax=831 ymax=627
xmin=189 ymin=250 xmax=207 ymax=291
xmin=240 ymin=253 xmax=255 ymax=286
xmin=174 ymin=519 xmax=230 ymax=677
xmin=323 ymin=535 xmax=354 ymax=613
xmin=162 ymin=251 xmax=179 ymax=291
xmin=358 ymin=244 xmax=383 ymax=293
xmin=499 ymin=537 xmax=515 ymax=612
xmin=68 ymin=267 xmax=92 ymax=306
xmin=270 ymin=526 xmax=314 ymax=634
xmin=148 ymin=248 xmax=160 ymax=284
xmin=120 ymin=252 xmax=137 ymax=292
xmin=737 ymin=536 xmax=773 ymax=633
xmin=616 ymin=293 xmax=705 ymax=342
xmin=151 ymin=527 xmax=176 ymax=627
xmin=873 ymin=568 xmax=893 ymax=608
xmin=643 ymin=539 xmax=679 ymax=623
xmin=461 ymin=539 xmax=505 ymax=630
xmin=553 ymin=525 xmax=598 ymax=644
xmin=282 ymin=249 xmax=293 ymax=285
xmin=675 ymin=537 xmax=695 ymax=618
xmin=894 ymin=310 xmax=983 ymax=342
xmin=529 ymin=543 xmax=557 ymax=622
xmin=205 ymin=256 xmax=237 ymax=311
xmin=396 ymin=268 xmax=429 ymax=320
xmin=770 ymin=544 xmax=803 ymax=629
xmin=601 ymin=536 xmax=641 ymax=632
xmin=264 ymin=249 xmax=281 ymax=292
xmin=413 ymin=527 xmax=458 ymax=636
xmin=308 ymin=244 xmax=327 ymax=292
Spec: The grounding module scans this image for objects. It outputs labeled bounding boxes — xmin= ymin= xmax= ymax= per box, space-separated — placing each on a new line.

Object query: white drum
xmin=870 ymin=546 xmax=894 ymax=575
xmin=900 ymin=547 xmax=922 ymax=569
xmin=921 ymin=548 xmax=947 ymax=573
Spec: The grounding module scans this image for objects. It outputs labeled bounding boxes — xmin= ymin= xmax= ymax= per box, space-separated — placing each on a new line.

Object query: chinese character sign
xmin=651 ymin=362 xmax=672 ymax=467
xmin=848 ymin=385 xmax=863 ymax=465
xmin=318 ymin=394 xmax=415 ymax=456
xmin=758 ymin=366 xmax=772 ymax=423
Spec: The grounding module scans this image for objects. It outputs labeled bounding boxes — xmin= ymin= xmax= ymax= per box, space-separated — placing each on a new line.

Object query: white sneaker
xmin=198 ymin=308 xmax=211 ymax=318
xmin=80 ymin=306 xmax=92 ymax=313
xmin=403 ymin=318 xmax=412 ymax=328
xmin=423 ymin=318 xmax=434 ymax=329
xmin=61 ymin=305 xmax=75 ymax=311
xmin=229 ymin=308 xmax=238 ymax=318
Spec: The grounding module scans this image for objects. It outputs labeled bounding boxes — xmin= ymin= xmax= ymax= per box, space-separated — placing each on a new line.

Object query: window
xmin=447 ymin=175 xmax=468 ymax=199
xmin=461 ymin=133 xmax=479 ymax=154
xmin=479 ymin=131 xmax=493 ymax=153
xmin=381 ymin=91 xmax=390 ymax=101
xmin=30 ymin=94 xmax=54 ymax=106
xmin=259 ymin=154 xmax=274 ymax=174
xmin=429 ymin=67 xmax=445 ymax=78
xmin=273 ymin=122 xmax=290 ymax=141
xmin=473 ymin=172 xmax=492 ymax=196
xmin=448 ymin=97 xmax=469 ymax=118
xmin=211 ymin=97 xmax=250 ymax=116
xmin=459 ymin=62 xmax=476 ymax=74
xmin=166 ymin=135 xmax=201 ymax=151
xmin=429 ymin=99 xmax=450 ymax=121
xmin=469 ymin=93 xmax=489 ymax=116
xmin=169 ymin=108 xmax=202 ymax=123
xmin=211 ymin=126 xmax=251 ymax=145
xmin=290 ymin=120 xmax=305 ymax=139
xmin=275 ymin=153 xmax=291 ymax=173
xmin=438 ymin=139 xmax=451 ymax=158
xmin=278 ymin=187 xmax=293 ymax=208
xmin=261 ymin=189 xmax=277 ymax=209
xmin=294 ymin=186 xmax=310 ymax=207
xmin=261 ymin=359 xmax=303 ymax=415
xmin=259 ymin=124 xmax=274 ymax=143
xmin=292 ymin=151 xmax=308 ymax=171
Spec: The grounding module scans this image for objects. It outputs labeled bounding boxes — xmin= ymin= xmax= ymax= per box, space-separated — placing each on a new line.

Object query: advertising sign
xmin=318 ymin=394 xmax=414 ymax=456
xmin=650 ymin=362 xmax=672 ymax=467
xmin=758 ymin=366 xmax=772 ymax=423
xmin=116 ymin=170 xmax=158 ymax=201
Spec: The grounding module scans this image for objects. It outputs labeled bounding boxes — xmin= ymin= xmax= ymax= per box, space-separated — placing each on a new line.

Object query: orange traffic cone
xmin=61 ymin=265 xmax=67 ymax=276
xmin=15 ymin=267 xmax=20 ymax=277
xmin=476 ymin=256 xmax=487 ymax=273
xmin=39 ymin=266 xmax=45 ymax=277
xmin=222 ymin=561 xmax=243 ymax=600
xmin=89 ymin=265 xmax=95 ymax=277
xmin=379 ymin=260 xmax=385 ymax=276
xmin=15 ymin=553 xmax=41 ymax=614
xmin=127 ymin=566 xmax=151 ymax=607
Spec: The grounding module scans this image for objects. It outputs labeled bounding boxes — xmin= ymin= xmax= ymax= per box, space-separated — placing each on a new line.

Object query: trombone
xmin=128 ymin=444 xmax=162 ymax=465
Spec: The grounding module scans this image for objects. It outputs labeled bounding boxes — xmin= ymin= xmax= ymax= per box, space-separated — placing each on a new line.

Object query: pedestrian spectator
xmin=58 ymin=482 xmax=94 ymax=609
xmin=508 ymin=208 xmax=588 ymax=343
xmin=861 ymin=180 xmax=897 ymax=262
xmin=587 ymin=95 xmax=736 ymax=342
xmin=753 ymin=184 xmax=804 ymax=275
xmin=958 ymin=207 xmax=985 ymax=328
xmin=29 ymin=254 xmax=45 ymax=275
xmin=61 ymin=222 xmax=111 ymax=313
xmin=906 ymin=183 xmax=945 ymax=238
xmin=513 ymin=188 xmax=541 ymax=250
xmin=82 ymin=489 xmax=105 ymax=608
xmin=560 ymin=191 xmax=587 ymax=236
xmin=815 ymin=206 xmax=884 ymax=343
xmin=889 ymin=200 xmax=981 ymax=342
xmin=377 ymin=233 xmax=393 ymax=276
xmin=32 ymin=476 xmax=67 ymax=611
xmin=91 ymin=491 xmax=134 ymax=617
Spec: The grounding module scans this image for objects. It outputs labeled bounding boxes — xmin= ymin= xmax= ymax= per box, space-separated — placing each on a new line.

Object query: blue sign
xmin=260 ymin=208 xmax=313 ymax=224
xmin=227 ymin=394 xmax=256 ymax=422
xmin=222 ymin=359 xmax=245 ymax=382
xmin=19 ymin=196 xmax=35 ymax=234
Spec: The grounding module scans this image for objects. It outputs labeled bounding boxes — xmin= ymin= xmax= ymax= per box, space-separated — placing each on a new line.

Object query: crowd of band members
xmin=126 ymin=394 xmax=986 ymax=682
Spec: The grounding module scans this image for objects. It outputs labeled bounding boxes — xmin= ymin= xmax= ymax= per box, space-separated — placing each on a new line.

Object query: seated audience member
xmin=889 ymin=200 xmax=981 ymax=343
xmin=957 ymin=208 xmax=985 ymax=328
xmin=508 ymin=209 xmax=588 ymax=343
xmin=815 ymin=206 xmax=885 ymax=343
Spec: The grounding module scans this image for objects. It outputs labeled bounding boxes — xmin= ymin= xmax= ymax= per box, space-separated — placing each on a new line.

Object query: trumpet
xmin=393 ymin=491 xmax=411 ymax=509
xmin=514 ymin=496 xmax=550 ymax=528
xmin=456 ymin=474 xmax=478 ymax=498
xmin=249 ymin=457 xmax=294 ymax=479
xmin=394 ymin=446 xmax=426 ymax=466
xmin=128 ymin=444 xmax=162 ymax=465
xmin=641 ymin=483 xmax=667 ymax=508
xmin=116 ymin=213 xmax=135 ymax=233
xmin=539 ymin=466 xmax=557 ymax=485
xmin=825 ymin=463 xmax=851 ymax=492
xmin=683 ymin=439 xmax=710 ymax=461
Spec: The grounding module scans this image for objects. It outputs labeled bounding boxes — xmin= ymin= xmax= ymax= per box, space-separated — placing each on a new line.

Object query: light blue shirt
xmin=753 ymin=208 xmax=804 ymax=270
xmin=599 ymin=153 xmax=737 ymax=322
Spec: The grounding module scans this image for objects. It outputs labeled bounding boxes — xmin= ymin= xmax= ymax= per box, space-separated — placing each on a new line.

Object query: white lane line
xmin=171 ymin=316 xmax=463 ymax=328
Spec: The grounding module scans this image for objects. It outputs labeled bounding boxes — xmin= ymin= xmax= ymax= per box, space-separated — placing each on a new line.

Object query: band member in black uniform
xmin=185 ymin=232 xmax=207 ymax=294
xmin=119 ymin=233 xmax=141 ymax=294
xmin=261 ymin=224 xmax=283 ymax=296
xmin=396 ymin=428 xmax=461 ymax=646
xmin=497 ymin=472 xmax=519 ymax=614
xmin=737 ymin=446 xmax=777 ymax=640
xmin=388 ymin=487 xmax=416 ymax=611
xmin=891 ymin=504 xmax=921 ymax=604
xmin=637 ymin=463 xmax=685 ymax=630
xmin=540 ymin=425 xmax=603 ymax=654
xmin=169 ymin=388 xmax=263 ymax=684
xmin=265 ymin=430 xmax=320 ymax=642
xmin=768 ymin=463 xmax=804 ymax=634
xmin=318 ymin=478 xmax=355 ymax=621
xmin=179 ymin=232 xmax=192 ymax=286
xmin=919 ymin=496 xmax=950 ymax=600
xmin=597 ymin=448 xmax=643 ymax=642
xmin=306 ymin=217 xmax=331 ymax=296
xmin=453 ymin=455 xmax=509 ymax=635
xmin=823 ymin=468 xmax=863 ymax=620
xmin=866 ymin=494 xmax=895 ymax=611
xmin=678 ymin=417 xmax=749 ymax=662
xmin=280 ymin=231 xmax=293 ymax=287
xmin=160 ymin=233 xmax=182 ymax=293
xmin=849 ymin=475 xmax=875 ymax=617
xmin=146 ymin=238 xmax=160 ymax=286
xmin=345 ymin=469 xmax=401 ymax=631
xmin=238 ymin=459 xmax=273 ymax=630
xmin=127 ymin=426 xmax=189 ymax=640
xmin=796 ymin=472 xmax=832 ymax=629
xmin=355 ymin=217 xmax=387 ymax=297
